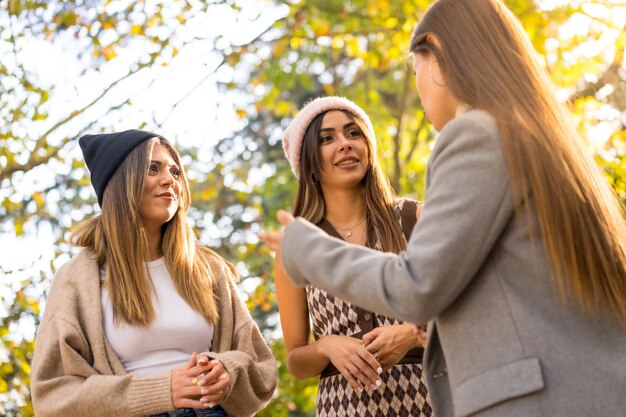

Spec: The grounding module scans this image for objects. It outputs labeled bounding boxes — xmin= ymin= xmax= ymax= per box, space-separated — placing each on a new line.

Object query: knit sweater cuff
xmin=212 ymin=352 xmax=241 ymax=392
xmin=127 ymin=373 xmax=173 ymax=416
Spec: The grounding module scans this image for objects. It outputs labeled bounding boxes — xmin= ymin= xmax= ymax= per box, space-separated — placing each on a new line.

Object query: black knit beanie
xmin=79 ymin=129 xmax=159 ymax=207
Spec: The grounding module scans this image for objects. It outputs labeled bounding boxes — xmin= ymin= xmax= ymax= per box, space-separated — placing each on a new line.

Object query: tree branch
xmin=1 ymin=62 xmax=151 ymax=182
xmin=388 ymin=66 xmax=412 ymax=192
xmin=567 ymin=25 xmax=625 ymax=105
xmin=404 ymin=114 xmax=428 ymax=166
xmin=156 ymin=58 xmax=227 ymax=128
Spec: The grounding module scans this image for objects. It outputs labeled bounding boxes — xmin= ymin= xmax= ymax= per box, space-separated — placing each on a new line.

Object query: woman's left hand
xmin=362 ymin=324 xmax=420 ymax=373
xmin=258 ymin=210 xmax=295 ymax=251
xmin=196 ymin=357 xmax=231 ymax=408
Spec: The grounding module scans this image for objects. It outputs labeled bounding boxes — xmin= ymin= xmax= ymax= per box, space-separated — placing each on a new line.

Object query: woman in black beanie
xmin=31 ymin=130 xmax=277 ymax=417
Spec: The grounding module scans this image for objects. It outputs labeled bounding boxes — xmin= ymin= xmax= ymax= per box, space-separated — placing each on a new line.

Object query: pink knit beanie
xmin=282 ymin=96 xmax=376 ymax=178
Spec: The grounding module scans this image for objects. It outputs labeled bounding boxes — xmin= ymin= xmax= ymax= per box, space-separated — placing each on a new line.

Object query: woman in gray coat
xmin=260 ymin=0 xmax=626 ymax=416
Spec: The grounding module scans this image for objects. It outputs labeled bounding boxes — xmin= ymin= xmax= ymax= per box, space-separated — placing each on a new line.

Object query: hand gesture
xmin=196 ymin=357 xmax=231 ymax=408
xmin=258 ymin=210 xmax=295 ymax=251
xmin=362 ymin=324 xmax=420 ymax=373
xmin=409 ymin=323 xmax=428 ymax=348
xmin=320 ymin=334 xmax=382 ymax=391
xmin=171 ymin=352 xmax=213 ymax=409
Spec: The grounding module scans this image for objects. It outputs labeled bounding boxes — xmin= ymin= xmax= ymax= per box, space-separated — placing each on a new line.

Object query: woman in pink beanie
xmin=275 ymin=96 xmax=432 ymax=416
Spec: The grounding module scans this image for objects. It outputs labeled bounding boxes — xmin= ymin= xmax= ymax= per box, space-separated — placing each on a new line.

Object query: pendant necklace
xmin=328 ymin=217 xmax=366 ymax=237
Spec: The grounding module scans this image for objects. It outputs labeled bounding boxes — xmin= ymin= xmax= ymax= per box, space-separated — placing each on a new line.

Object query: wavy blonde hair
xmin=72 ymin=137 xmax=232 ymax=326
xmin=410 ymin=0 xmax=626 ymax=326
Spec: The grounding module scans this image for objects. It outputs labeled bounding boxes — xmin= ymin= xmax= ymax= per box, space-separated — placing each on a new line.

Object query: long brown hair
xmin=410 ymin=0 xmax=626 ymax=325
xmin=293 ymin=110 xmax=407 ymax=254
xmin=72 ymin=137 xmax=230 ymax=326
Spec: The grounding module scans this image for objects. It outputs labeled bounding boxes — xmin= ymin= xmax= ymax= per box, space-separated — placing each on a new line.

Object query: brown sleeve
xmin=400 ymin=198 xmax=420 ymax=241
xmin=208 ymin=271 xmax=277 ymax=417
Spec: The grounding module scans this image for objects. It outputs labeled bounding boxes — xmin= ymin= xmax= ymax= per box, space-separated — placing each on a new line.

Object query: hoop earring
xmin=311 ymin=173 xmax=318 ymax=185
xmin=429 ymin=60 xmax=448 ymax=87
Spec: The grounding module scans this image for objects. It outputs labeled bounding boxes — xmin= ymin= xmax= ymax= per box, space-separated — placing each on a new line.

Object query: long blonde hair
xmin=293 ymin=110 xmax=407 ymax=254
xmin=410 ymin=0 xmax=626 ymax=326
xmin=72 ymin=137 xmax=230 ymax=326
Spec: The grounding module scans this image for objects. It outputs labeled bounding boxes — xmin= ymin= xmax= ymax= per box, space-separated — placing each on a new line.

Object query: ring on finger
xmin=191 ymin=377 xmax=198 ymax=385
xmin=373 ymin=352 xmax=379 ymax=360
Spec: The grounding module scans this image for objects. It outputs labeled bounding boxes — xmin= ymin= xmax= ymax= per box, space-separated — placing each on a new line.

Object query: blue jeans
xmin=150 ymin=405 xmax=227 ymax=417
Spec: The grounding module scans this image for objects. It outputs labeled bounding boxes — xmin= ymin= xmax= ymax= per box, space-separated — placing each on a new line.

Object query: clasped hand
xmin=362 ymin=324 xmax=424 ymax=373
xmin=321 ymin=334 xmax=382 ymax=391
xmin=171 ymin=352 xmax=231 ymax=409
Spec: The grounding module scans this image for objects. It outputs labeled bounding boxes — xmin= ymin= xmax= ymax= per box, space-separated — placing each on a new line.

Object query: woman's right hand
xmin=171 ymin=352 xmax=213 ymax=409
xmin=319 ymin=335 xmax=382 ymax=391
xmin=410 ymin=323 xmax=428 ymax=347
xmin=258 ymin=210 xmax=295 ymax=252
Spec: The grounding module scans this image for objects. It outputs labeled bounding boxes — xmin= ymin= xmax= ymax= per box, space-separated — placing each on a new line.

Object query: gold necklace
xmin=327 ymin=217 xmax=366 ymax=237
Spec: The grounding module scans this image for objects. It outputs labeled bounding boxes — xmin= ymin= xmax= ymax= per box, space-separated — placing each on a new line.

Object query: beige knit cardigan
xmin=31 ymin=249 xmax=277 ymax=417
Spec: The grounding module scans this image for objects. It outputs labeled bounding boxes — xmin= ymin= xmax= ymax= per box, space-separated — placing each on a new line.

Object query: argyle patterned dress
xmin=306 ymin=200 xmax=433 ymax=417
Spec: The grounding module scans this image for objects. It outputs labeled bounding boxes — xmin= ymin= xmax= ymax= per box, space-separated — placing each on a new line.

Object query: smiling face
xmin=138 ymin=142 xmax=181 ymax=231
xmin=412 ymin=51 xmax=458 ymax=131
xmin=317 ymin=110 xmax=370 ymax=190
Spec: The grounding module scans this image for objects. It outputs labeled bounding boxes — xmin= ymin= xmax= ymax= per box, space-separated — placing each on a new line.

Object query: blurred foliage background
xmin=1 ymin=0 xmax=624 ymax=416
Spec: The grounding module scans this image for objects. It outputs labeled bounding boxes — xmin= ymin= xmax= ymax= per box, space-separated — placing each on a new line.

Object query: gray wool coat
xmin=280 ymin=109 xmax=626 ymax=417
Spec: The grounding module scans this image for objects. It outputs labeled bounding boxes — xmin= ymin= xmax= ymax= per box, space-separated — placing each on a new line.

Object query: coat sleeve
xmin=208 ymin=272 xmax=277 ymax=417
xmin=30 ymin=264 xmax=173 ymax=417
xmin=280 ymin=110 xmax=515 ymax=324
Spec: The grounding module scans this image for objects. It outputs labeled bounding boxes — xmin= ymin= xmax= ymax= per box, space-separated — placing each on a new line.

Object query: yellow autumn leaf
xmin=289 ymin=37 xmax=301 ymax=49
xmin=331 ymin=36 xmax=344 ymax=49
xmin=367 ymin=53 xmax=380 ymax=68
xmin=102 ymin=45 xmax=117 ymax=61
xmin=385 ymin=16 xmax=399 ymax=29
xmin=367 ymin=2 xmax=378 ymax=16
xmin=176 ymin=15 xmax=186 ymax=24
xmin=19 ymin=361 xmax=31 ymax=374
xmin=273 ymin=40 xmax=287 ymax=57
xmin=130 ymin=24 xmax=142 ymax=36
xmin=33 ymin=192 xmax=44 ymax=209
xmin=147 ymin=16 xmax=161 ymax=28
xmin=344 ymin=35 xmax=360 ymax=57
xmin=1 ymin=363 xmax=13 ymax=375
xmin=30 ymin=300 xmax=40 ymax=315
xmin=313 ymin=24 xmax=330 ymax=37
xmin=200 ymin=188 xmax=217 ymax=200
xmin=403 ymin=20 xmax=415 ymax=33
xmin=15 ymin=221 xmax=23 ymax=236
xmin=235 ymin=109 xmax=247 ymax=119
xmin=275 ymin=101 xmax=292 ymax=117
xmin=615 ymin=30 xmax=626 ymax=52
